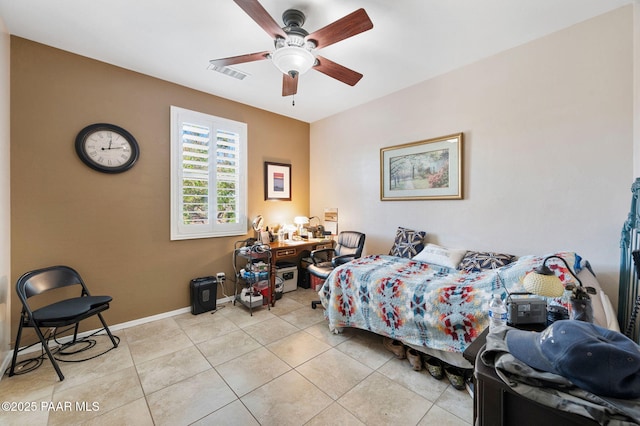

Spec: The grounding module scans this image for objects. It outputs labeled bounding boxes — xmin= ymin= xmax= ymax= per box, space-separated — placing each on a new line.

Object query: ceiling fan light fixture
xmin=271 ymin=45 xmax=315 ymax=76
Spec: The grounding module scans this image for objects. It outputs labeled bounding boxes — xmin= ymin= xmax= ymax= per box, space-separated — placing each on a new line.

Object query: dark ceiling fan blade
xmin=306 ymin=8 xmax=373 ymax=49
xmin=282 ymin=73 xmax=298 ymax=96
xmin=313 ymin=56 xmax=363 ymax=86
xmin=209 ymin=51 xmax=270 ymax=67
xmin=233 ymin=0 xmax=287 ymax=40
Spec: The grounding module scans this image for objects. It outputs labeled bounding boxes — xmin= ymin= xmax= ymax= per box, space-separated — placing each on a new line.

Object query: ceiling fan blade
xmin=282 ymin=73 xmax=298 ymax=96
xmin=313 ymin=56 xmax=363 ymax=86
xmin=306 ymin=8 xmax=373 ymax=49
xmin=233 ymin=0 xmax=287 ymax=40
xmin=209 ymin=51 xmax=270 ymax=67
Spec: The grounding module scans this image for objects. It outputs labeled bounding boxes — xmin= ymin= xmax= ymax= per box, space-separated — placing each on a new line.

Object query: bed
xmin=318 ymin=250 xmax=618 ymax=368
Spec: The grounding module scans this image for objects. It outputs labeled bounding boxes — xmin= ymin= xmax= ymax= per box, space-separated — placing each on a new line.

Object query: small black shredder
xmin=190 ymin=276 xmax=217 ymax=314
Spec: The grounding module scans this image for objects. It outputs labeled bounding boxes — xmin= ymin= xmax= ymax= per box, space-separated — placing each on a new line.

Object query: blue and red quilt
xmin=318 ymin=252 xmax=583 ymax=354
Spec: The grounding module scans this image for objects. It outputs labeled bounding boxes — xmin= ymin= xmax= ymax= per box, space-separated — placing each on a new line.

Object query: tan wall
xmin=9 ymin=37 xmax=309 ymax=344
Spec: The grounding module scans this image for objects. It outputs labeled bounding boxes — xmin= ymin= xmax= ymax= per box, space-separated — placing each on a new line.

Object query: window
xmin=171 ymin=106 xmax=247 ymax=240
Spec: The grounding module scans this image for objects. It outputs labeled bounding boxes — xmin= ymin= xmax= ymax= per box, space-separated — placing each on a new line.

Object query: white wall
xmin=634 ymin=1 xmax=640 ymax=175
xmin=0 ymin=16 xmax=11 ymax=366
xmin=310 ymin=6 xmax=633 ymax=308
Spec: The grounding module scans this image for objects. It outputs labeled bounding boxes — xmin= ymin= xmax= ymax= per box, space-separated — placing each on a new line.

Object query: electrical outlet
xmin=216 ymin=272 xmax=225 ymax=282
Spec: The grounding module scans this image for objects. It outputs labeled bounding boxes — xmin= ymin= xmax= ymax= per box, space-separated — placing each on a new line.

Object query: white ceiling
xmin=0 ymin=0 xmax=632 ymax=123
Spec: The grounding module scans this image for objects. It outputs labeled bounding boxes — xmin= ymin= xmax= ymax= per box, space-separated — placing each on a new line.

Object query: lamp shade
xmin=271 ymin=45 xmax=315 ymax=77
xmin=294 ymin=216 xmax=309 ymax=225
xmin=523 ymin=271 xmax=565 ymax=297
xmin=283 ymin=224 xmax=297 ymax=232
xmin=522 ymin=255 xmax=582 ymax=298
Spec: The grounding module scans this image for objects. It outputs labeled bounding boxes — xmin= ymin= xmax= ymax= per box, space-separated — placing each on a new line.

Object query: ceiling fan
xmin=209 ymin=0 xmax=374 ymax=97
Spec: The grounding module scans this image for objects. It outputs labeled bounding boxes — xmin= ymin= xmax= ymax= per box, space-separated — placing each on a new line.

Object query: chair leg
xmin=8 ymin=319 xmax=24 ymax=377
xmin=72 ymin=322 xmax=80 ymax=344
xmin=10 ymin=312 xmax=64 ymax=380
xmin=33 ymin=324 xmax=65 ymax=381
xmin=97 ymin=313 xmax=119 ymax=348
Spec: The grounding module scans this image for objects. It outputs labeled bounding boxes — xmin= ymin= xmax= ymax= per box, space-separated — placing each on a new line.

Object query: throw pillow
xmin=458 ymin=251 xmax=515 ymax=272
xmin=389 ymin=227 xmax=427 ymax=258
xmin=413 ymin=243 xmax=467 ymax=269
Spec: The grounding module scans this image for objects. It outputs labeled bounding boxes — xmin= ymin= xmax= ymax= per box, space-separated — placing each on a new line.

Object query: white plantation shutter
xmin=215 ymin=130 xmax=240 ymax=224
xmin=181 ymin=123 xmax=210 ymax=225
xmin=171 ymin=106 xmax=247 ymax=240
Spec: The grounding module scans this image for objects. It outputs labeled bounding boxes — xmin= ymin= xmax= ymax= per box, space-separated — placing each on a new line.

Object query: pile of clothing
xmin=483 ymin=320 xmax=640 ymax=425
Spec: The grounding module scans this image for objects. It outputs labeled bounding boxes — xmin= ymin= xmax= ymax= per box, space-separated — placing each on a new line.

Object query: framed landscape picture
xmin=380 ymin=133 xmax=463 ymax=200
xmin=264 ymin=162 xmax=291 ymax=201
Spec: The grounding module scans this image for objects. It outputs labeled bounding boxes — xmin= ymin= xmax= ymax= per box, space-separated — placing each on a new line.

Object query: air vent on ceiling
xmin=207 ymin=64 xmax=249 ymax=80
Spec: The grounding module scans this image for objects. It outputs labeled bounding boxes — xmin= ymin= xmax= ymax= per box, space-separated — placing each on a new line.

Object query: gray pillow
xmin=389 ymin=227 xmax=427 ymax=258
xmin=459 ymin=251 xmax=515 ymax=272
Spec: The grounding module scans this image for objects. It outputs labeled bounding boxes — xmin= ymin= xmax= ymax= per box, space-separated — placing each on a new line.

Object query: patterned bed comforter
xmin=318 ymin=252 xmax=584 ymax=354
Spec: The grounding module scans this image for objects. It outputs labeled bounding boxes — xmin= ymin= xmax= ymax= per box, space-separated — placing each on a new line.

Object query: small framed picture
xmin=264 ymin=162 xmax=291 ymax=201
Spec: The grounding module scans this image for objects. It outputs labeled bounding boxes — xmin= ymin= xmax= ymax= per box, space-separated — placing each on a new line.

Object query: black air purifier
xmin=190 ymin=276 xmax=217 ymax=315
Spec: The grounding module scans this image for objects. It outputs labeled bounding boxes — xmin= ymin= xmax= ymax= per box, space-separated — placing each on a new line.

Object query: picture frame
xmin=324 ymin=208 xmax=338 ymax=236
xmin=264 ymin=162 xmax=291 ymax=201
xmin=380 ymin=133 xmax=463 ymax=201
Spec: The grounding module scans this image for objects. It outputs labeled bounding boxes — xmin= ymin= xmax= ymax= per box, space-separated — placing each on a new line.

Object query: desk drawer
xmin=314 ymin=243 xmax=333 ymax=250
xmin=274 ymin=248 xmax=297 ymax=258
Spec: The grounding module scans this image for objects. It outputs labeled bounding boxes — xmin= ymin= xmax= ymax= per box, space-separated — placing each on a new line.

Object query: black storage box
xmin=474 ymin=345 xmax=599 ymax=425
xmin=298 ymin=257 xmax=312 ymax=289
xmin=190 ymin=276 xmax=217 ymax=315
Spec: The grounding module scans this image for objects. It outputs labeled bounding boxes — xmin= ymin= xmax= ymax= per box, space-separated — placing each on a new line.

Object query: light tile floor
xmin=0 ymin=288 xmax=473 ymax=425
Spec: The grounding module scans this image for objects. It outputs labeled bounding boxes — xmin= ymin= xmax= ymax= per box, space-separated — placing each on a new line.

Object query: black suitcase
xmin=190 ymin=276 xmax=217 ymax=314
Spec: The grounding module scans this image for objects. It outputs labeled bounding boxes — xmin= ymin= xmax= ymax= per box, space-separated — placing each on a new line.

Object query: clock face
xmin=75 ymin=123 xmax=139 ymax=173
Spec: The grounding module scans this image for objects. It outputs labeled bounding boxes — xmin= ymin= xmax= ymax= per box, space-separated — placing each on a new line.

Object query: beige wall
xmin=9 ymin=37 xmax=309 ymax=343
xmin=310 ymin=6 xmax=634 ymax=308
xmin=0 ymin=17 xmax=11 ymax=363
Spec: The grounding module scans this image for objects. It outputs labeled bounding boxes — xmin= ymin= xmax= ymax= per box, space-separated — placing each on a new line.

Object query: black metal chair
xmin=9 ymin=265 xmax=118 ymax=381
xmin=309 ymin=231 xmax=365 ymax=309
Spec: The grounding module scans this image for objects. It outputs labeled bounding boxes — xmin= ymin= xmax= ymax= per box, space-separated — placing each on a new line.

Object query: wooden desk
xmin=267 ymin=239 xmax=334 ymax=306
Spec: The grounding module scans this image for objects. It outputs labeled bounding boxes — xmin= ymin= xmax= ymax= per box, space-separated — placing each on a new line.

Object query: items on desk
xmin=324 ymin=208 xmax=338 ymax=236
xmin=278 ymin=224 xmax=297 ymax=241
xmin=294 ymin=216 xmax=309 ymax=237
xmin=269 ymin=217 xmax=334 ymax=242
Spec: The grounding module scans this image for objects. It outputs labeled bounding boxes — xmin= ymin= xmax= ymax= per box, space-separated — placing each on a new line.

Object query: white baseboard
xmin=1 ymin=295 xmax=234 ymax=381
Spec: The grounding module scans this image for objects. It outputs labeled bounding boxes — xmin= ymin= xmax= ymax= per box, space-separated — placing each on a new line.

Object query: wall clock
xmin=75 ymin=123 xmax=140 ymax=173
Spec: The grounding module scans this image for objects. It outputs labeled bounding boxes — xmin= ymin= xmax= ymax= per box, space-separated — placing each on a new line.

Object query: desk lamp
xmin=522 ymin=255 xmax=573 ymax=298
xmin=294 ymin=216 xmax=309 ymax=237
xmin=523 ymin=255 xmax=593 ymax=322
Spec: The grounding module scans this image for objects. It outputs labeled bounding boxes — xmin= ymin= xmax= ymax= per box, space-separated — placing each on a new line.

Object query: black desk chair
xmin=9 ymin=265 xmax=118 ymax=381
xmin=309 ymin=231 xmax=365 ymax=309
